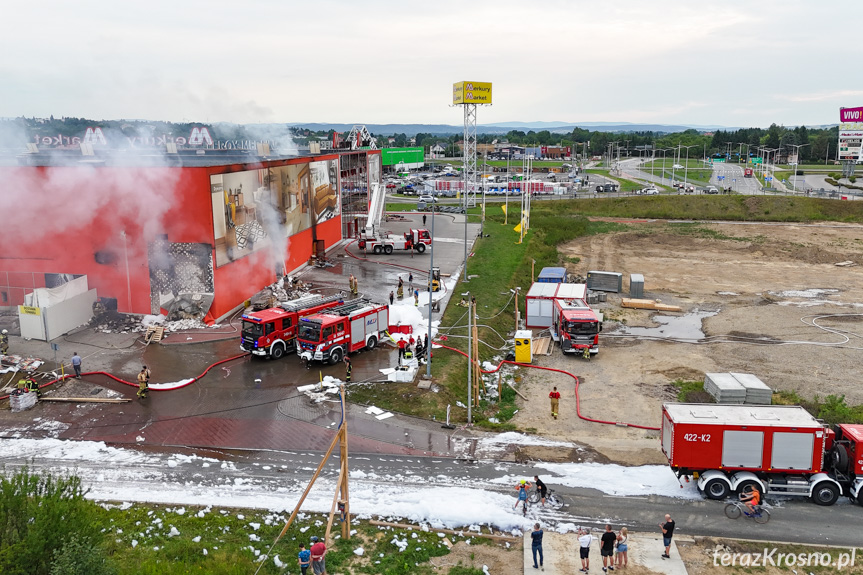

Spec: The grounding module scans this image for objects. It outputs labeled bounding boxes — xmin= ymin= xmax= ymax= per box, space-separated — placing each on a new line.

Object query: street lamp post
xmin=426 ymin=211 xmax=435 ymax=378
xmin=681 ymin=145 xmax=698 ymax=191
xmin=788 ymin=143 xmax=810 ymax=195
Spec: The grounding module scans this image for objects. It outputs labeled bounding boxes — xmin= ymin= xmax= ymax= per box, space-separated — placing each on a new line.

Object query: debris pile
xmin=249 ymin=277 xmax=315 ymax=311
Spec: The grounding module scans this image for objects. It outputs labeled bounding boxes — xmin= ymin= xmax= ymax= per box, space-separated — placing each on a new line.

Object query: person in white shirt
xmin=578 ymin=529 xmax=593 ymax=573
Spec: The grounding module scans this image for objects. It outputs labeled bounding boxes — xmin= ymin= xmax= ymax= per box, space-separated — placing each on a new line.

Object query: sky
xmin=1 ymin=0 xmax=861 ymax=128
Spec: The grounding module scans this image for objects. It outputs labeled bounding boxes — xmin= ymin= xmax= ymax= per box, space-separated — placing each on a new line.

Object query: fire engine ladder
xmin=327 ymin=299 xmax=371 ymax=317
xmin=280 ymin=293 xmax=344 ymax=313
xmin=364 ymin=182 xmax=385 ymax=238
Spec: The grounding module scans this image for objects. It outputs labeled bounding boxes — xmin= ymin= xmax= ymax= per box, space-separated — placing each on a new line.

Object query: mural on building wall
xmin=210 ymin=160 xmax=339 ymax=267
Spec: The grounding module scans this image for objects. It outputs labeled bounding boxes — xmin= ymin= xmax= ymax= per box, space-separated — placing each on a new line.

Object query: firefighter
xmin=403 ymin=344 xmax=414 ymax=362
xmin=414 ymin=290 xmax=419 ymax=306
xmin=0 ymin=329 xmax=8 ymax=355
xmin=137 ymin=366 xmax=150 ymax=399
xmin=582 ymin=346 xmax=591 ymax=361
xmin=397 ymin=277 xmax=404 ymax=299
xmin=344 ymin=356 xmax=352 ymax=383
xmin=26 ymin=376 xmax=41 ymax=398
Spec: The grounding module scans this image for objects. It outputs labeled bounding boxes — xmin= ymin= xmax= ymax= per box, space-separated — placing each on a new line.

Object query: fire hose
xmin=434 ymin=343 xmax=660 ymax=431
xmin=0 ymin=352 xmax=250 ymax=401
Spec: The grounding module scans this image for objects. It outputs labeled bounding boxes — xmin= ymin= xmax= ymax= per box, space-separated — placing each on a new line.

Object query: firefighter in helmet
xmin=344 ymin=356 xmax=352 ymax=383
xmin=18 ymin=375 xmax=41 ymax=398
xmin=0 ymin=329 xmax=8 ymax=355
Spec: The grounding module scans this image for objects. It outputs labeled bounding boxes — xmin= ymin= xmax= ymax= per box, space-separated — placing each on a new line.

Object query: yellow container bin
xmin=514 ymin=330 xmax=532 ymax=363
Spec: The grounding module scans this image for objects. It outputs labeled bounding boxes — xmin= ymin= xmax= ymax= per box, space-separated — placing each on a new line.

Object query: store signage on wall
xmin=31 ymin=126 xmax=217 ymax=148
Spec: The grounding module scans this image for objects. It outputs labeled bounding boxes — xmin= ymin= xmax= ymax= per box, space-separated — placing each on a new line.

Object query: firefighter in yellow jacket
xmin=137 ymin=366 xmax=151 ymax=399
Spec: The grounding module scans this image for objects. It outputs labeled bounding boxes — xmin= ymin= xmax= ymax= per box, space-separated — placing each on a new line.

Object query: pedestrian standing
xmin=578 ymin=528 xmax=592 ymax=573
xmin=549 ymin=386 xmax=561 ymax=419
xmin=137 ymin=366 xmax=150 ymax=399
xmin=398 ymin=338 xmax=407 ymax=362
xmin=389 ymin=291 xmax=395 ymax=305
xmin=660 ymin=514 xmax=675 ymax=559
xmin=601 ymin=524 xmax=616 ymax=572
xmin=422 ymin=213 xmax=427 ymax=226
xmin=298 ymin=542 xmax=311 ymax=575
xmin=414 ymin=290 xmax=419 ymax=306
xmin=531 ymin=523 xmax=544 ymax=570
xmin=408 ymin=272 xmax=413 ymax=291
xmin=310 ymin=535 xmax=327 ymax=575
xmin=71 ymin=352 xmax=82 ymax=378
xmin=615 ymin=527 xmax=628 ymax=569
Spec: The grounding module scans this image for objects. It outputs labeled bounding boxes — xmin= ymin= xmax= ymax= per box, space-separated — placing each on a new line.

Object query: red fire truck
xmin=744 ymin=168 xmax=754 ymax=178
xmin=358 ymin=229 xmax=431 ymax=255
xmin=662 ymin=403 xmax=863 ymax=506
xmin=240 ymin=294 xmax=344 ymax=359
xmin=551 ymin=298 xmax=603 ymax=357
xmin=297 ymin=300 xmax=389 ymax=364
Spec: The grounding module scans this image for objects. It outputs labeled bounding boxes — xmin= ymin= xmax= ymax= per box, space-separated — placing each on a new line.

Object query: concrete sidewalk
xmin=522 ymin=531 xmax=688 ymax=574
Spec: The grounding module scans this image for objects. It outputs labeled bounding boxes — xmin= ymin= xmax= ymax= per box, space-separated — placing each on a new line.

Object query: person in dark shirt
xmin=660 ymin=514 xmax=675 ymax=559
xmin=530 ymin=523 xmax=544 ymax=569
xmin=600 ymin=524 xmax=616 ymax=572
xmin=533 ymin=475 xmax=547 ymax=506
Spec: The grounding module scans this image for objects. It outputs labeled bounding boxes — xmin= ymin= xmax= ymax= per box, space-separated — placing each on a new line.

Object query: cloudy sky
xmin=1 ymin=0 xmax=860 ymax=128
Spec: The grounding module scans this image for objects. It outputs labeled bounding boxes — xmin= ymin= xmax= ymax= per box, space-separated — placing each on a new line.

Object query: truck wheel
xmin=703 ymin=478 xmax=730 ymax=500
xmin=373 ymin=245 xmax=382 ymax=254
xmin=384 ymin=245 xmax=393 ymax=254
xmin=416 ymin=243 xmax=426 ymax=253
xmin=329 ymin=348 xmax=343 ymax=365
xmin=811 ymin=481 xmax=840 ymax=506
xmin=831 ymin=444 xmax=851 ymax=473
xmin=366 ymin=336 xmax=377 ymax=351
xmin=270 ymin=343 xmax=285 ymax=360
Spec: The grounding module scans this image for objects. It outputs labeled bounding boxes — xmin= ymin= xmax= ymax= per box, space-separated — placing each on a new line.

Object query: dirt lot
xmin=512 ymin=221 xmax=863 ymax=465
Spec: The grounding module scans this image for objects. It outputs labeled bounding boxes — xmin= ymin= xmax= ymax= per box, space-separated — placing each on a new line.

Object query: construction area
xmin=514 ymin=220 xmax=863 ymax=465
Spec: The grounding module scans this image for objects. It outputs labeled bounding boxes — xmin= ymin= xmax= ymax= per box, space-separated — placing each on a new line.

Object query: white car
xmin=672 ymin=164 xmax=684 ymax=170
xmin=418 ymin=195 xmax=437 ymax=203
xmin=643 ymin=188 xmax=659 ymax=195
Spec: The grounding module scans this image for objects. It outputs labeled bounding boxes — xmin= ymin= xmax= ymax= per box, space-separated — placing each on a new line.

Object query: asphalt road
xmin=5 ymin=446 xmax=862 ymax=548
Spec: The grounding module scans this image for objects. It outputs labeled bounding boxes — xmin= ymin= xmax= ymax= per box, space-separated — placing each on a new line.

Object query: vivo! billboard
xmin=839 ymin=106 xmax=863 ymax=162
xmin=840 ymin=107 xmax=863 ymax=122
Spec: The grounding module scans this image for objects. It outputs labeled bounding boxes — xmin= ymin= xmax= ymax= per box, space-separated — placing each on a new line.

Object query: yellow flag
xmin=501 ymin=204 xmax=507 ymax=215
xmin=514 ymin=221 xmax=522 ymax=233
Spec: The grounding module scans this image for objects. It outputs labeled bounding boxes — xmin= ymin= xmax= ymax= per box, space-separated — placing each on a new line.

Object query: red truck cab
xmin=241 ymin=294 xmax=344 ymax=359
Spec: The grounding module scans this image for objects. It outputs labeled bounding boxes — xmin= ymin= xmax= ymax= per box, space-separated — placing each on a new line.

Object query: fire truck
xmin=744 ymin=168 xmax=754 ymax=177
xmin=357 ymin=183 xmax=431 ymax=255
xmin=240 ymin=294 xmax=344 ymax=359
xmin=551 ymin=298 xmax=603 ymax=356
xmin=297 ymin=299 xmax=389 ymax=364
xmin=358 ymin=229 xmax=431 ymax=255
xmin=662 ymin=403 xmax=863 ymax=506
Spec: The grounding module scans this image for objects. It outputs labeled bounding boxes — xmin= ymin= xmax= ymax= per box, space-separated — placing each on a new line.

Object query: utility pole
xmin=425 ymin=211 xmax=435 ymax=378
xmin=466 ymin=296 xmax=472 ymax=425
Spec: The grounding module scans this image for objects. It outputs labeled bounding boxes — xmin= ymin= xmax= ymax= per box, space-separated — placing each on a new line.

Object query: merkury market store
xmin=0 ymin=128 xmax=380 ymax=329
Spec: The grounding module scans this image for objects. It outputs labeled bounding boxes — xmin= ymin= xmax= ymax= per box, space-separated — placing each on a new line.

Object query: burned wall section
xmin=148 ymin=238 xmax=214 ymax=319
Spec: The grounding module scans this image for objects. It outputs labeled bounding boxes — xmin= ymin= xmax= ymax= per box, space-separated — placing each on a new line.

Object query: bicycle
xmin=528 ymin=488 xmax=564 ymax=510
xmin=724 ymin=500 xmax=771 ymax=524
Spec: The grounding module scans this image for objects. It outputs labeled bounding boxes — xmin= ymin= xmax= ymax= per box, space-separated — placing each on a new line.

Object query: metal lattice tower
xmin=462 ymin=104 xmax=478 ymax=208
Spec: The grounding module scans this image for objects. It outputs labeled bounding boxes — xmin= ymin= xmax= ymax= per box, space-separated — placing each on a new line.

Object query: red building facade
xmin=0 ymin=149 xmax=379 ymax=322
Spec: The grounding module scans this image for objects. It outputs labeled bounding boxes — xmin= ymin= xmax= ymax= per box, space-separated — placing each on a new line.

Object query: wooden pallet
xmin=532 ymin=337 xmax=553 ymax=356
xmin=621 ymin=298 xmax=682 ymax=312
xmin=145 ymin=326 xmax=165 ymax=343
